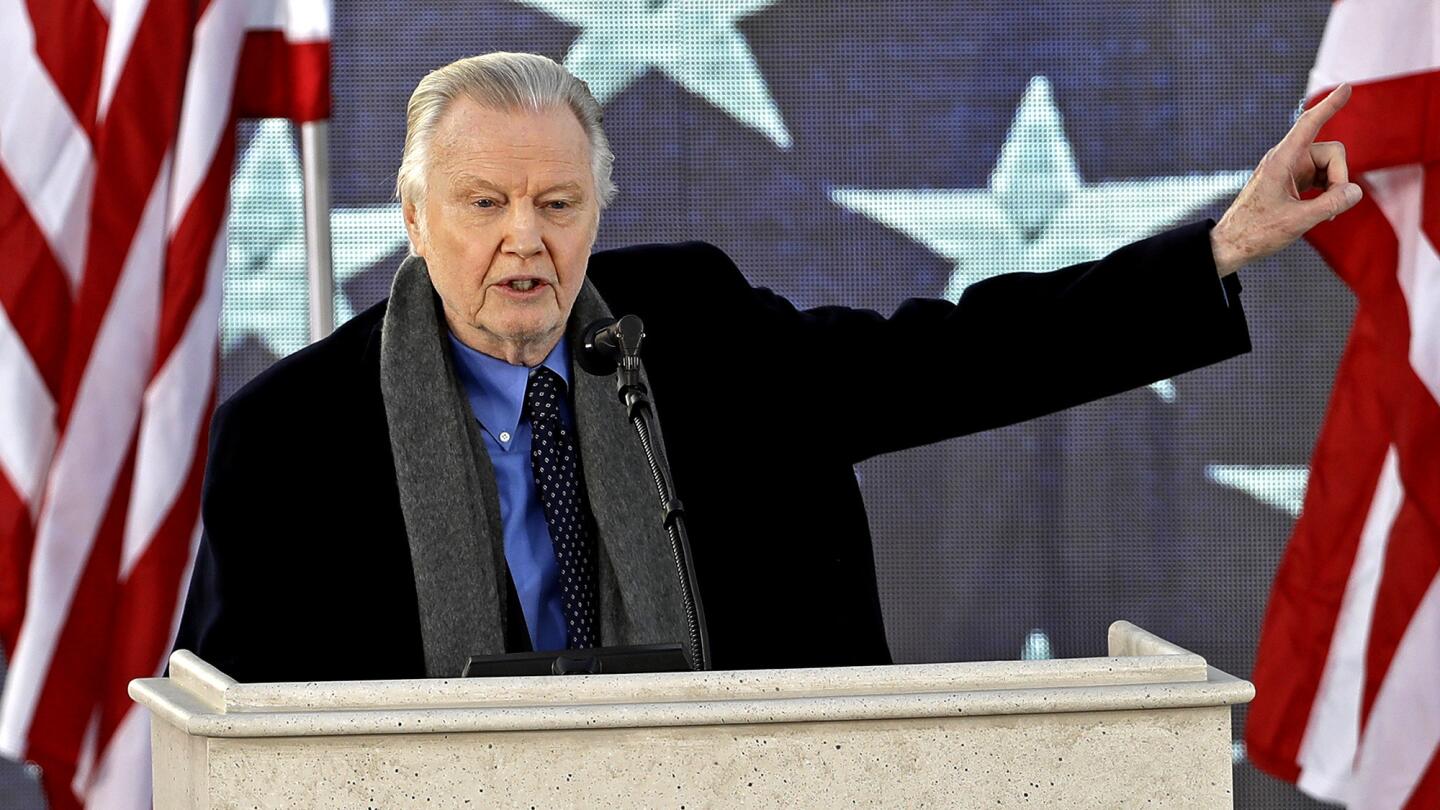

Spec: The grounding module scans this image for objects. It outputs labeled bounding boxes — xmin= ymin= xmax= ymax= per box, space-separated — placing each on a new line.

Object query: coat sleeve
xmin=706 ymin=219 xmax=1251 ymax=464
xmin=171 ymin=397 xmax=262 ymax=679
xmin=171 ymin=386 xmax=326 ymax=682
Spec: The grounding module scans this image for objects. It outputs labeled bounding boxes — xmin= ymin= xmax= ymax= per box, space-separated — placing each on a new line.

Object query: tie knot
xmin=524 ymin=366 xmax=567 ymax=423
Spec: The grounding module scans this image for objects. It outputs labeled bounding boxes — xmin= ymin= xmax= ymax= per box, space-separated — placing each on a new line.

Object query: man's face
xmin=405 ymin=98 xmax=600 ymax=366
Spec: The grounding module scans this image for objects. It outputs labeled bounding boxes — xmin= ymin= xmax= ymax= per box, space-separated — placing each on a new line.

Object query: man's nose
xmin=501 ymin=204 xmax=544 ymax=258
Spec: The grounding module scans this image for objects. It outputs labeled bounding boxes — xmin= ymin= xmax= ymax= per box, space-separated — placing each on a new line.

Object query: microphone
xmin=574 ymin=311 xmax=713 ymax=670
xmin=578 ymin=314 xmax=645 ymax=376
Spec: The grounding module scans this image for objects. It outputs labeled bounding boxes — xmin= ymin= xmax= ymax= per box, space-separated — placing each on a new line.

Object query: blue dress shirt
xmin=445 ymin=331 xmax=574 ymax=652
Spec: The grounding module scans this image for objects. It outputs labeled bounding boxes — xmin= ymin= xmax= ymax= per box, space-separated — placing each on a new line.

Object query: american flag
xmin=0 ymin=0 xmax=328 ymax=806
xmin=1247 ymin=0 xmax=1440 ymax=807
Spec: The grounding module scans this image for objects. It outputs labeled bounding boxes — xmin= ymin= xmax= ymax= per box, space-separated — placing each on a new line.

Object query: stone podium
xmin=129 ymin=621 xmax=1252 ymax=807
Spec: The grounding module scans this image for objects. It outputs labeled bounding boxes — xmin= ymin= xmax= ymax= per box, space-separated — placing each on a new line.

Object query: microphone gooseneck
xmin=576 ymin=314 xmax=712 ymax=672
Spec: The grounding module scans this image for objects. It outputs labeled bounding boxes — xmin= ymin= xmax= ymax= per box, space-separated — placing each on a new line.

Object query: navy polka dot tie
xmin=524 ymin=366 xmax=600 ymax=649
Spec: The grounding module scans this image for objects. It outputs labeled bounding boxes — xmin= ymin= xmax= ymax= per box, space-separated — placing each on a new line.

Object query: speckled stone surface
xmin=132 ymin=621 xmax=1252 ymax=808
xmin=150 ymin=719 xmax=206 ymax=809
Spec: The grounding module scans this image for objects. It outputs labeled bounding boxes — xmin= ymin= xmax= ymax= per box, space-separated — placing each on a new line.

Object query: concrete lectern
xmin=129 ymin=620 xmax=1252 ymax=808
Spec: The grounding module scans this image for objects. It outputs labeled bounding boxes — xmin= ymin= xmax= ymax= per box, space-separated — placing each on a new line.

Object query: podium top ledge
xmin=131 ymin=621 xmax=1252 ymax=739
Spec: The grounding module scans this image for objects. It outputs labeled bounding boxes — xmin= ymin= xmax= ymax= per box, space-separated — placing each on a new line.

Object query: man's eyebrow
xmin=449 ymin=173 xmax=503 ymax=193
xmin=538 ymin=181 xmax=586 ymax=198
xmin=447 ymin=175 xmax=587 ymax=199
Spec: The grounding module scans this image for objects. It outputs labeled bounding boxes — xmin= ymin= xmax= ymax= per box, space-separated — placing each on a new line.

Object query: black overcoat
xmin=174 ymin=222 xmax=1249 ymax=683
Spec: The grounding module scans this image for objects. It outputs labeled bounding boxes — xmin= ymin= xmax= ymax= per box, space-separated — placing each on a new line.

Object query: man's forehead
xmin=433 ymin=99 xmax=590 ymax=158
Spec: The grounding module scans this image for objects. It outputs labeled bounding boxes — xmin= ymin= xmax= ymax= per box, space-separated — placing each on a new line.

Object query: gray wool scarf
xmin=378 ymin=255 xmax=692 ymax=677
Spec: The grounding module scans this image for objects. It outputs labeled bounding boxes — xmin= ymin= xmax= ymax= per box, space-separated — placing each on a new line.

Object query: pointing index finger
xmin=1283 ymin=82 xmax=1352 ymax=151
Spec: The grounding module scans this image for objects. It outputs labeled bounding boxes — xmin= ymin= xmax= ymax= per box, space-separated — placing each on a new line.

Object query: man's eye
xmin=545 ymin=200 xmax=570 ymax=210
xmin=474 ymin=199 xmax=496 ymax=209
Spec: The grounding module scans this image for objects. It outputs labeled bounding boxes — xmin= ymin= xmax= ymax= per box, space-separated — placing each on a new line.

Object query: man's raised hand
xmin=1209 ymin=83 xmax=1364 ymax=277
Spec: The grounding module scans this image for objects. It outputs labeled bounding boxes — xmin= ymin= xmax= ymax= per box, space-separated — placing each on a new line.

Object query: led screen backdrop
xmin=9 ymin=1 xmax=1349 ymax=806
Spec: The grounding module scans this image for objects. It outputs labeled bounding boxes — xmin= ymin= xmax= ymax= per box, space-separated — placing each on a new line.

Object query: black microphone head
xmin=578 ymin=318 xmax=620 ymax=376
xmin=614 ymin=314 xmax=645 ymax=355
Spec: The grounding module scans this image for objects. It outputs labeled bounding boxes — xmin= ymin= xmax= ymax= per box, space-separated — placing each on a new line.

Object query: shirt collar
xmin=445 ymin=331 xmax=572 ymax=443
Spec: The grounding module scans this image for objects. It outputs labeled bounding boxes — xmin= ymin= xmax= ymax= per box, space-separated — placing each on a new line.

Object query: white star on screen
xmin=1020 ymin=628 xmax=1054 ymax=660
xmin=831 ymin=76 xmax=1250 ymax=402
xmin=1205 ymin=464 xmax=1310 ymax=517
xmin=224 ymin=119 xmax=408 ymax=358
xmin=516 ymin=0 xmax=792 ymax=148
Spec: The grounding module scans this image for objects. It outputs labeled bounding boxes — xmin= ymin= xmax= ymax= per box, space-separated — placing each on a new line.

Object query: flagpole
xmin=300 ymin=119 xmax=335 ymax=341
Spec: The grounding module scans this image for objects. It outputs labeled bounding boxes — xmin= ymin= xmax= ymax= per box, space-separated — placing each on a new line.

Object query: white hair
xmin=396 ymin=52 xmax=617 ymax=216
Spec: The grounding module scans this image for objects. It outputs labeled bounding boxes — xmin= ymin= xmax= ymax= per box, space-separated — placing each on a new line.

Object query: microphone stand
xmin=608 ymin=319 xmax=712 ymax=672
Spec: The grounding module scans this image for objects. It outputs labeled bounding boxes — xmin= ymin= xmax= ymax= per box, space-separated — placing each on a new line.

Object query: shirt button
xmin=499 ymin=431 xmax=512 ymax=443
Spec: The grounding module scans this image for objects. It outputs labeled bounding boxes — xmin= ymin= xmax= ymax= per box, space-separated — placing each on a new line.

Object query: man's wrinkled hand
xmin=1210 ymin=83 xmax=1364 ymax=277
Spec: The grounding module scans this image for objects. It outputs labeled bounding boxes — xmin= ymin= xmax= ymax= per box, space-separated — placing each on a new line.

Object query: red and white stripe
xmin=0 ymin=1 xmax=329 ymax=807
xmin=1247 ymin=1 xmax=1440 ymax=807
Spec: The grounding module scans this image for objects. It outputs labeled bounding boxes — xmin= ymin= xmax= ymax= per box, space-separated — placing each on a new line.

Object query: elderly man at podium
xmin=174 ymin=52 xmax=1358 ymax=683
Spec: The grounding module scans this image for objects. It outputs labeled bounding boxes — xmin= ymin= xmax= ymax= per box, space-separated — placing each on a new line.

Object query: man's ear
xmin=402 ymin=199 xmax=426 ymax=257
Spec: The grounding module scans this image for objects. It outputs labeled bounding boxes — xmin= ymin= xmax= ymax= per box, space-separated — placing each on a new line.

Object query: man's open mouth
xmin=503 ymin=278 xmax=547 ymax=291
